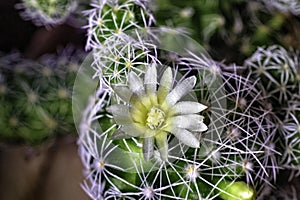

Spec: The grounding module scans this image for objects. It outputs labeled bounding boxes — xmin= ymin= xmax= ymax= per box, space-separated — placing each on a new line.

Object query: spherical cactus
xmin=77 ymin=34 xmax=282 ymax=199
xmin=92 ymin=34 xmax=159 ymax=86
xmin=85 ymin=0 xmax=154 ymax=50
xmin=16 ymin=0 xmax=77 ymax=26
xmin=0 ymin=51 xmax=82 ymax=145
xmin=280 ymin=95 xmax=300 ymax=169
xmin=244 ymin=45 xmax=300 ymax=106
xmin=77 ymin=0 xmax=300 ymax=199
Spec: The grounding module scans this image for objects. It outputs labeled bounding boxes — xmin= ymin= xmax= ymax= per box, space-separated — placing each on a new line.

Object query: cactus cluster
xmin=78 ymin=44 xmax=268 ymax=199
xmin=153 ymin=0 xmax=300 ymax=63
xmin=7 ymin=0 xmax=300 ymax=198
xmin=244 ymin=45 xmax=300 ymax=181
xmin=75 ymin=0 xmax=300 ymax=199
xmin=0 ymin=51 xmax=81 ymax=145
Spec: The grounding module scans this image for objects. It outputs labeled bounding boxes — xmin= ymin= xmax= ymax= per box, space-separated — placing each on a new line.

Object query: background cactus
xmin=16 ymin=0 xmax=78 ymax=26
xmin=261 ymin=0 xmax=300 ymax=16
xmin=0 ymin=50 xmax=81 ymax=145
xmin=152 ymin=0 xmax=300 ymax=64
xmin=243 ymin=45 xmax=300 ymax=198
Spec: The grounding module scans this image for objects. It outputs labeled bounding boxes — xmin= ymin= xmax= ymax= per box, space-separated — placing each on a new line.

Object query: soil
xmin=0 ymin=136 xmax=89 ymax=200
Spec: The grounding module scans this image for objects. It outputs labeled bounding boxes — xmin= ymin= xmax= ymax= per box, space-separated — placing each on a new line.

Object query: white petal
xmin=194 ymin=122 xmax=208 ymax=132
xmin=107 ymin=105 xmax=132 ymax=125
xmin=129 ymin=71 xmax=145 ymax=96
xmin=143 ymin=137 xmax=154 ymax=161
xmin=111 ymin=129 xmax=132 ymax=139
xmin=155 ymin=131 xmax=168 ymax=161
xmin=171 ymin=128 xmax=200 ymax=148
xmin=121 ymin=123 xmax=145 ymax=137
xmin=131 ymin=92 xmax=153 ymax=110
xmin=107 ymin=104 xmax=129 ymax=115
xmin=113 ymin=85 xmax=133 ymax=103
xmin=144 ymin=64 xmax=157 ymax=94
xmin=157 ymin=67 xmax=173 ymax=104
xmin=170 ymin=115 xmax=206 ymax=131
xmin=164 ymin=76 xmax=196 ymax=106
xmin=171 ymin=101 xmax=207 ymax=115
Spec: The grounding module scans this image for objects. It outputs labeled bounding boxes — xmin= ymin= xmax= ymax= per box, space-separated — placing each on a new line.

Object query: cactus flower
xmin=108 ymin=64 xmax=208 ymax=161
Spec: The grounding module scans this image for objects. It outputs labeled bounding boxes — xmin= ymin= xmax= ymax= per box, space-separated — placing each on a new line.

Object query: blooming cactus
xmin=108 ymin=64 xmax=208 ymax=161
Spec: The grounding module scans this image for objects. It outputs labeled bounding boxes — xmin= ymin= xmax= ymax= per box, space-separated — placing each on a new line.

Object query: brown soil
xmin=0 ymin=136 xmax=89 ymax=200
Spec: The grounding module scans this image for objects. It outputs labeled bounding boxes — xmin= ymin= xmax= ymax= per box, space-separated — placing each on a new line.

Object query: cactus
xmin=245 ymin=45 xmax=300 ymax=105
xmin=85 ymin=0 xmax=154 ymax=49
xmin=0 ymin=51 xmax=81 ymax=145
xmin=77 ymin=64 xmax=260 ymax=199
xmin=261 ymin=0 xmax=300 ymax=16
xmin=76 ymin=24 xmax=271 ymax=199
xmin=75 ymin=0 xmax=300 ymax=199
xmin=1 ymin=0 xmax=298 ymax=198
xmin=16 ymin=0 xmax=77 ymax=26
xmin=243 ymin=45 xmax=300 ymax=198
xmin=152 ymin=0 xmax=300 ymax=63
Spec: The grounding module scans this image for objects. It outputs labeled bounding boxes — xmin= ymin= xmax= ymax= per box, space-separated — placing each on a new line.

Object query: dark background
xmin=0 ymin=1 xmax=89 ymax=199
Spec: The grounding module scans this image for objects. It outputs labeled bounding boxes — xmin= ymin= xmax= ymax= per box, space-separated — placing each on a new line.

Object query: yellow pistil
xmin=146 ymin=107 xmax=165 ymax=130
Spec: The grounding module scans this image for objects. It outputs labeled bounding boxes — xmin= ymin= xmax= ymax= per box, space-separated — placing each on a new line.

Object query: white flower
xmin=108 ymin=64 xmax=208 ymax=161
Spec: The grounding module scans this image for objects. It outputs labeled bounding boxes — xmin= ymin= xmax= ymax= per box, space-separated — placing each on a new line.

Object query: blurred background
xmin=0 ymin=0 xmax=89 ymax=199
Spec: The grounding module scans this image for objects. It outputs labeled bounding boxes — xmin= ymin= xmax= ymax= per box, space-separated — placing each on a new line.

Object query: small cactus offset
xmin=16 ymin=0 xmax=77 ymax=26
xmin=85 ymin=0 xmax=154 ymax=49
xmin=0 ymin=51 xmax=81 ymax=145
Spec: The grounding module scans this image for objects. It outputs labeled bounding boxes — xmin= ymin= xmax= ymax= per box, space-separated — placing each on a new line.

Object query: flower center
xmin=146 ymin=107 xmax=165 ymax=130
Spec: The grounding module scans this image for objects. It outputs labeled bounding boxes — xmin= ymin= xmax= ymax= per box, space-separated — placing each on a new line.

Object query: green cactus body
xmin=0 ymin=52 xmax=81 ymax=145
xmin=215 ymin=179 xmax=255 ymax=200
xmin=19 ymin=0 xmax=77 ymax=25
